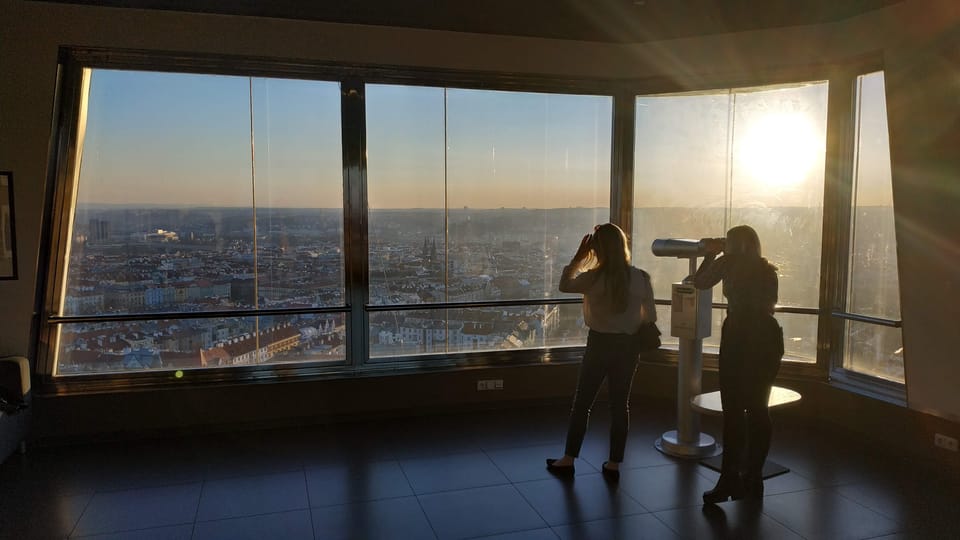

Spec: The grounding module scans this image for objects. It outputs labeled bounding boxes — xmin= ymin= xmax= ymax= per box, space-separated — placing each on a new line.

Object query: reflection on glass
xmin=776 ymin=312 xmax=817 ymax=363
xmin=366 ymin=84 xmax=611 ymax=315
xmin=252 ymin=78 xmax=344 ymax=307
xmin=369 ymin=304 xmax=587 ymax=358
xmin=844 ymin=319 xmax=903 ymax=383
xmin=56 ymin=313 xmax=346 ymax=375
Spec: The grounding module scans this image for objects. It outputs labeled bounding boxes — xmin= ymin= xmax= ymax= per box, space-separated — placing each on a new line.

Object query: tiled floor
xmin=1 ymin=401 xmax=958 ymax=539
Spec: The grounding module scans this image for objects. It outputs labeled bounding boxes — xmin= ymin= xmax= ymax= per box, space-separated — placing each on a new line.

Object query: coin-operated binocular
xmin=651 ymin=238 xmax=720 ymax=459
xmin=651 ymin=238 xmax=721 ymax=258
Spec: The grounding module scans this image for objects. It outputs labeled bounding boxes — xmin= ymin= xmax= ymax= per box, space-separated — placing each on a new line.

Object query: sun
xmin=737 ymin=112 xmax=822 ymax=188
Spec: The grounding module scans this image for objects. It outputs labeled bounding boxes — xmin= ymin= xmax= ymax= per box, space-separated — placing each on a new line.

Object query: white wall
xmin=1 ymin=0 xmax=958 ymax=419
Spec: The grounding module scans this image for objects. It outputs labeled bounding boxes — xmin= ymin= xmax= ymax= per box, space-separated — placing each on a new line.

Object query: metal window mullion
xmin=37 ymin=59 xmax=89 ymax=376
xmin=341 ymin=80 xmax=370 ymax=370
xmin=819 ymin=73 xmax=858 ymax=374
xmin=610 ymin=92 xmax=635 ymax=245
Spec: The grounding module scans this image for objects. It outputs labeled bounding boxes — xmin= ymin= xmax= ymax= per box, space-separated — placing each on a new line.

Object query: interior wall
xmin=0 ymin=0 xmax=958 ymax=434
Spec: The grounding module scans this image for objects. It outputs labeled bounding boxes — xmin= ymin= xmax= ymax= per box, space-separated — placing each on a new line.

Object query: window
xmin=632 ymin=82 xmax=829 ymax=362
xmin=53 ymin=68 xmax=346 ymax=374
xmin=366 ymin=85 xmax=612 ymax=359
xmin=837 ymin=71 xmax=904 ymax=383
xmin=42 ymin=51 xmax=904 ymax=396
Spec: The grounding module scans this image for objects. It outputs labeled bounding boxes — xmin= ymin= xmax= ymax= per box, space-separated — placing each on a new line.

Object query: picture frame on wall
xmin=0 ymin=171 xmax=17 ymax=280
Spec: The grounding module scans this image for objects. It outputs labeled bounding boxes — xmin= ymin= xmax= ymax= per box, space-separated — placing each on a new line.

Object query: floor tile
xmin=72 ymin=483 xmax=202 ymax=537
xmin=761 ymin=488 xmax=906 ymax=539
xmin=0 ymin=491 xmax=92 ymax=540
xmin=485 ymin=444 xmax=598 ymax=483
xmin=306 ymin=459 xmax=413 ymax=507
xmin=655 ymin=501 xmax=804 ymax=539
xmin=551 ymin=513 xmax=681 ymax=540
xmin=193 ymin=509 xmax=313 ymax=540
xmin=696 ymin=465 xmax=818 ymax=496
xmin=311 ymin=496 xmax=436 ymax=540
xmin=419 ymin=484 xmax=545 ymax=540
xmin=400 ymin=452 xmax=508 ymax=494
xmin=196 ymin=470 xmax=308 ymax=521
xmin=513 ymin=474 xmax=647 ymax=526
xmin=617 ymin=464 xmax=718 ymax=512
xmin=577 ymin=432 xmax=679 ymax=471
xmin=475 ymin=529 xmax=559 ymax=540
xmin=73 ymin=524 xmax=194 ymax=539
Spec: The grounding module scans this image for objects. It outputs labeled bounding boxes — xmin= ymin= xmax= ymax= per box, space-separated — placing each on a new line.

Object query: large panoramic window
xmin=54 ymin=69 xmax=346 ymax=374
xmin=633 ymin=82 xmax=829 ymax=362
xmin=839 ymin=71 xmax=904 ymax=383
xmin=366 ymin=85 xmax=611 ymax=358
xmin=43 ymin=52 xmax=903 ymax=397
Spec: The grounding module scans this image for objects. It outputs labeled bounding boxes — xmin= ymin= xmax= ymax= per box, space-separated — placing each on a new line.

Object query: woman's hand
xmin=703 ymin=237 xmax=725 ymax=255
xmin=572 ymin=234 xmax=593 ymax=263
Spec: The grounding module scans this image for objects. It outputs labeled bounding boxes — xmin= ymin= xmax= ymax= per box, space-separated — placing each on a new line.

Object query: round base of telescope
xmin=655 ymin=430 xmax=720 ymax=459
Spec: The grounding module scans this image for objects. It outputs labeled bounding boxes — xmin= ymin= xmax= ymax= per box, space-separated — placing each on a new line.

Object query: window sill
xmin=828 ymin=369 xmax=907 ymax=407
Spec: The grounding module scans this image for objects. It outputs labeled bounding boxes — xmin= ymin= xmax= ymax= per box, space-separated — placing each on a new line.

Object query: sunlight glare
xmin=738 ymin=112 xmax=821 ymax=188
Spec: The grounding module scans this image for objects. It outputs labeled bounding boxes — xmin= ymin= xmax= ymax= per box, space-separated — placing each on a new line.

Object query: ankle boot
xmin=702 ymin=474 xmax=744 ymax=504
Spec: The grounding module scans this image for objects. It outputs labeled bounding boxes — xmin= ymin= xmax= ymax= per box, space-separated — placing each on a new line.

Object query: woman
xmin=694 ymin=225 xmax=784 ymax=503
xmin=546 ymin=223 xmax=657 ymax=480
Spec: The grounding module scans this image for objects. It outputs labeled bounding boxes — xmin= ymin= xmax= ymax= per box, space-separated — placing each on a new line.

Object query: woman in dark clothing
xmin=695 ymin=225 xmax=784 ymax=503
xmin=546 ymin=223 xmax=657 ymax=480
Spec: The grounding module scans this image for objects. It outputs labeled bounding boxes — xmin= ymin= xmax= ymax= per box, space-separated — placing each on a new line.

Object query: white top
xmin=559 ymin=265 xmax=656 ymax=334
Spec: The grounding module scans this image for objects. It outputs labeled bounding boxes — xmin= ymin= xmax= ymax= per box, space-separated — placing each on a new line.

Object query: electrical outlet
xmin=934 ymin=433 xmax=958 ymax=452
xmin=476 ymin=379 xmax=504 ymax=391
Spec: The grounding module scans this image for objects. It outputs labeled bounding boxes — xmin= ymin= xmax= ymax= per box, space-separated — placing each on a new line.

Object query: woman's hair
xmin=723 ymin=224 xmax=776 ymax=295
xmin=725 ymin=225 xmax=762 ymax=259
xmin=589 ymin=223 xmax=632 ymax=313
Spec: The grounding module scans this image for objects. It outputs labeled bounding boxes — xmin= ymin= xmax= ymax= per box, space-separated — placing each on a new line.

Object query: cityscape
xmin=57 ymin=205 xmax=902 ymax=381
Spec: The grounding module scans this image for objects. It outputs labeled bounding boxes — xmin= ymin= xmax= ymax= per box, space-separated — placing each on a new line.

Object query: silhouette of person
xmin=694 ymin=225 xmax=784 ymax=503
xmin=547 ymin=223 xmax=657 ymax=480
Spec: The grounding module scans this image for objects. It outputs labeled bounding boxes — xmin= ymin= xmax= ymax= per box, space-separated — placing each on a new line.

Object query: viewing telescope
xmin=651 ymin=238 xmax=723 ymax=258
xmin=650 ymin=236 xmax=720 ymax=459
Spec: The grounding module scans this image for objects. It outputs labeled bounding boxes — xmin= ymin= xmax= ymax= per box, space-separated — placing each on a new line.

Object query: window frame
xmin=37 ymin=47 xmax=901 ymax=400
xmin=826 ymin=69 xmax=905 ymax=398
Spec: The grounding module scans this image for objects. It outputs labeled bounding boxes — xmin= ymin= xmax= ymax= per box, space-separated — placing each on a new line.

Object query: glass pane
xmin=728 ymin=82 xmax=828 ymax=309
xmin=843 ymin=319 xmax=904 ymax=383
xmin=369 ymin=304 xmax=587 ymax=358
xmin=366 ymin=85 xmax=611 ymax=309
xmin=55 ymin=313 xmax=346 ymax=375
xmin=64 ymin=71 xmax=345 ymax=317
xmin=66 ymin=70 xmax=253 ymax=316
xmin=252 ymin=78 xmax=344 ymax=308
xmin=849 ymin=72 xmax=900 ymax=320
xmin=776 ymin=312 xmax=817 ymax=363
xmin=633 ymin=93 xmax=729 ymax=302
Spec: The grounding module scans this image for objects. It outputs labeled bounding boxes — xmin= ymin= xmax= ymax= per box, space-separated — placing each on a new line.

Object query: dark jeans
xmin=718 ymin=315 xmax=784 ymax=480
xmin=564 ymin=330 xmax=641 ymax=462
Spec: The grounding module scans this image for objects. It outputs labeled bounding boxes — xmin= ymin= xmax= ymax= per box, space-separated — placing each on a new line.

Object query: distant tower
xmin=430 ymin=237 xmax=437 ymax=263
xmin=89 ymin=219 xmax=111 ymax=243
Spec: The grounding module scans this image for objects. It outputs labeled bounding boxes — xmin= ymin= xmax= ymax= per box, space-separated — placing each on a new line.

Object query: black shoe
xmin=601 ymin=461 xmax=620 ymax=481
xmin=546 ymin=458 xmax=575 ymax=476
xmin=702 ymin=477 xmax=744 ymax=504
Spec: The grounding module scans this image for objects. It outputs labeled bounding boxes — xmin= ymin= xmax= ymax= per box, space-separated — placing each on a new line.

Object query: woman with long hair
xmin=695 ymin=225 xmax=784 ymax=502
xmin=546 ymin=223 xmax=657 ymax=480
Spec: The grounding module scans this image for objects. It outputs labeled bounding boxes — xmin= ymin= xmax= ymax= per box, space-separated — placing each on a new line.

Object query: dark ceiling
xmin=36 ymin=0 xmax=904 ymax=43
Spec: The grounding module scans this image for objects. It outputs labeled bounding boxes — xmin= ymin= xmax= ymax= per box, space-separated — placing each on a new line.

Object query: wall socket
xmin=476 ymin=379 xmax=504 ymax=391
xmin=934 ymin=433 xmax=959 ymax=452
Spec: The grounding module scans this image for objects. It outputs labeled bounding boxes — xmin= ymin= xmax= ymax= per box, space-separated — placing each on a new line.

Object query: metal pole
xmin=655 ymin=255 xmax=719 ymax=459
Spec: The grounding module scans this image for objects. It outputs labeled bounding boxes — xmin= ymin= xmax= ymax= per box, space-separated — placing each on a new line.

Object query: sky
xmin=75 ymin=69 xmax=893 ymax=210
